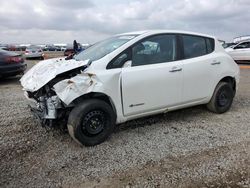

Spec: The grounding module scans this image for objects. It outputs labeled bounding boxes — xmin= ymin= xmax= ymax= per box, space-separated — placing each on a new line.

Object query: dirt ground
xmin=0 ymin=53 xmax=249 ymax=188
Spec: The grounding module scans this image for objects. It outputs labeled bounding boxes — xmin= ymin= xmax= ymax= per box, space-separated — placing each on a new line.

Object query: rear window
xmin=182 ymin=35 xmax=214 ymax=59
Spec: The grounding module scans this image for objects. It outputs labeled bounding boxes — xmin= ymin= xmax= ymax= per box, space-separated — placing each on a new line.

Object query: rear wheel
xmin=67 ymin=99 xmax=116 ymax=146
xmin=206 ymin=82 xmax=234 ymax=113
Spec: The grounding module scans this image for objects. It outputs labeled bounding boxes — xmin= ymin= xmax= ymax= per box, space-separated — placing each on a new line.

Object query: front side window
xmin=107 ymin=50 xmax=130 ymax=69
xmin=131 ymin=35 xmax=177 ymax=66
xmin=234 ymin=42 xmax=250 ymax=49
xmin=182 ymin=35 xmax=207 ymax=59
xmin=74 ymin=35 xmax=137 ymax=61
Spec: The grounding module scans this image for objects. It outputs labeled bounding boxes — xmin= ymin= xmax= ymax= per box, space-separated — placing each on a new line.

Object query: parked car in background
xmin=64 ymin=47 xmax=74 ymax=56
xmin=21 ymin=30 xmax=239 ymax=146
xmin=24 ymin=46 xmax=44 ymax=59
xmin=44 ymin=45 xmax=60 ymax=51
xmin=0 ymin=44 xmax=8 ymax=50
xmin=0 ymin=49 xmax=27 ymax=78
xmin=225 ymin=41 xmax=250 ymax=63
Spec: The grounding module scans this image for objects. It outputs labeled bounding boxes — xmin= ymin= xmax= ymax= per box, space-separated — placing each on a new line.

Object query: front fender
xmin=53 ymin=72 xmax=103 ymax=105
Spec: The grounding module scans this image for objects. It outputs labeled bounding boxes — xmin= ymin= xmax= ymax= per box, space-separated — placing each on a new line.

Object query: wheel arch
xmin=208 ymin=76 xmax=237 ymax=102
xmin=71 ymin=92 xmax=117 ymax=118
xmin=218 ymin=76 xmax=236 ymax=92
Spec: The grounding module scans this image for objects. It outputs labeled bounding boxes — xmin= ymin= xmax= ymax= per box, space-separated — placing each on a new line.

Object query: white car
xmin=225 ymin=41 xmax=250 ymax=62
xmin=24 ymin=46 xmax=44 ymax=59
xmin=20 ymin=30 xmax=240 ymax=146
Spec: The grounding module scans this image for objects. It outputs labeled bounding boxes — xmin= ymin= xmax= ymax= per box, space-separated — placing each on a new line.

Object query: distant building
xmin=53 ymin=43 xmax=67 ymax=47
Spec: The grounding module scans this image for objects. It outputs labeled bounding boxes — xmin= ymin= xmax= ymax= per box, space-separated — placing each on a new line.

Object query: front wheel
xmin=67 ymin=99 xmax=116 ymax=146
xmin=206 ymin=82 xmax=234 ymax=114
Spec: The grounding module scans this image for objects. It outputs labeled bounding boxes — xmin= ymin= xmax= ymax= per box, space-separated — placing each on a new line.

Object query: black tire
xmin=206 ymin=82 xmax=234 ymax=113
xmin=67 ymin=99 xmax=116 ymax=146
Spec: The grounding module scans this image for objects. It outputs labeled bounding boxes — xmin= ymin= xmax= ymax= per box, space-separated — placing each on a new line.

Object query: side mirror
xmin=123 ymin=60 xmax=132 ymax=68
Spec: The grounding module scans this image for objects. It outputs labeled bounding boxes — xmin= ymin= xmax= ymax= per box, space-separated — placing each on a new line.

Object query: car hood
xmin=20 ymin=57 xmax=90 ymax=92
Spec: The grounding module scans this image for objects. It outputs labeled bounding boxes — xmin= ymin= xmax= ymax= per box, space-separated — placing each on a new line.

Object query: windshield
xmin=74 ymin=35 xmax=137 ymax=61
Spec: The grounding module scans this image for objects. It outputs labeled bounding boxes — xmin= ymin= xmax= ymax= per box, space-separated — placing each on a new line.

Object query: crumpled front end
xmin=24 ymin=85 xmax=71 ymax=127
xmin=25 ymin=72 xmax=104 ymax=128
xmin=20 ymin=58 xmax=92 ymax=127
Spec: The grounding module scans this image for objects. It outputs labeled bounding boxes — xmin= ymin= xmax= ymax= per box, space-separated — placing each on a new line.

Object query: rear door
xmin=180 ymin=35 xmax=219 ymax=103
xmin=121 ymin=34 xmax=183 ymax=116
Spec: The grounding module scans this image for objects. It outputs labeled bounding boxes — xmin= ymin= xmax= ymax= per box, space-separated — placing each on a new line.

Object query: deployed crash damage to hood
xmin=20 ymin=57 xmax=91 ymax=92
xmin=20 ymin=57 xmax=99 ymax=127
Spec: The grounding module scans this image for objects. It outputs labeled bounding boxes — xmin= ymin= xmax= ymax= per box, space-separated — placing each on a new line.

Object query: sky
xmin=0 ymin=0 xmax=249 ymax=44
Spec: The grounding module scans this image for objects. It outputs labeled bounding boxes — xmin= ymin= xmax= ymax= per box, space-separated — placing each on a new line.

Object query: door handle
xmin=211 ymin=61 xmax=221 ymax=65
xmin=169 ymin=68 xmax=182 ymax=72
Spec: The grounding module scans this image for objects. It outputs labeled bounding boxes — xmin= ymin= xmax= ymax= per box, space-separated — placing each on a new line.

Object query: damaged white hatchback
xmin=21 ymin=30 xmax=240 ymax=146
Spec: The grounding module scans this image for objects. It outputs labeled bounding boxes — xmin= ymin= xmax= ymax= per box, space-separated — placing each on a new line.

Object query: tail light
xmin=5 ymin=56 xmax=24 ymax=64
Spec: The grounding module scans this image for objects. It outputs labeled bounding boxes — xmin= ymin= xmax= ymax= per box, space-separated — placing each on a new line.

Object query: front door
xmin=121 ymin=34 xmax=183 ymax=116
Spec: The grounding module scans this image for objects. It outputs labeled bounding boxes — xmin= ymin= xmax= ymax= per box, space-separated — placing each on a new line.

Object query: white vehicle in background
xmin=24 ymin=46 xmax=44 ymax=59
xmin=20 ymin=30 xmax=239 ymax=146
xmin=225 ymin=41 xmax=250 ymax=63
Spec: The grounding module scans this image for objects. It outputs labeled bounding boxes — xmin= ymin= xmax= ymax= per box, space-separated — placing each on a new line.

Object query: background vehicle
xmin=24 ymin=46 xmax=44 ymax=59
xmin=0 ymin=49 xmax=26 ymax=78
xmin=43 ymin=45 xmax=60 ymax=51
xmin=21 ymin=30 xmax=239 ymax=146
xmin=64 ymin=47 xmax=74 ymax=56
xmin=225 ymin=41 xmax=250 ymax=63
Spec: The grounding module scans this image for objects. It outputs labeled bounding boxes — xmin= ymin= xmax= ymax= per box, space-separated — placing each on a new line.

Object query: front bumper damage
xmin=26 ymin=93 xmax=63 ymax=127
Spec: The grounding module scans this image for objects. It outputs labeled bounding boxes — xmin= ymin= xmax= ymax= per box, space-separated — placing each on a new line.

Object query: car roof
xmin=237 ymin=40 xmax=250 ymax=44
xmin=27 ymin=45 xmax=41 ymax=49
xmin=117 ymin=30 xmax=215 ymax=39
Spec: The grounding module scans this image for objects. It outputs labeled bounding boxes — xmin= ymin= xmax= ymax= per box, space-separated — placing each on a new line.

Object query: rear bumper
xmin=0 ymin=63 xmax=27 ymax=77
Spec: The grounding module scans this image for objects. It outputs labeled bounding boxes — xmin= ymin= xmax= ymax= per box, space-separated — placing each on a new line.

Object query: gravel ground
xmin=0 ymin=55 xmax=249 ymax=188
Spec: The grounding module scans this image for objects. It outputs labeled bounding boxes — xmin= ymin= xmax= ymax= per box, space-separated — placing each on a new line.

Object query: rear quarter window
xmin=205 ymin=38 xmax=215 ymax=54
xmin=182 ymin=35 xmax=214 ymax=59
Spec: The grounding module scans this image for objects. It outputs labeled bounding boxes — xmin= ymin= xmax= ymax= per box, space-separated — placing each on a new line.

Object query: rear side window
xmin=206 ymin=38 xmax=215 ymax=53
xmin=182 ymin=35 xmax=214 ymax=59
